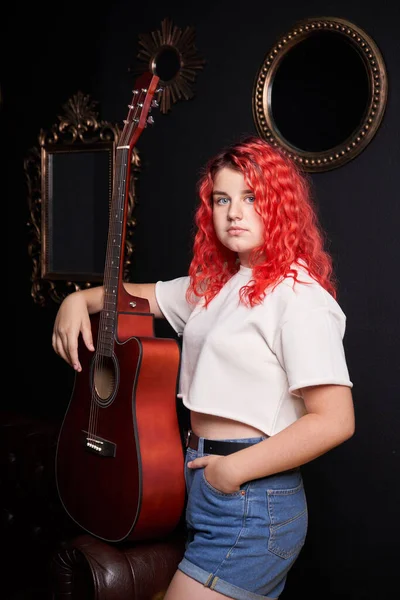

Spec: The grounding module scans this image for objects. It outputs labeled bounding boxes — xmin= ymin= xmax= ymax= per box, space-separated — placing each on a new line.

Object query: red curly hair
xmin=187 ymin=136 xmax=337 ymax=307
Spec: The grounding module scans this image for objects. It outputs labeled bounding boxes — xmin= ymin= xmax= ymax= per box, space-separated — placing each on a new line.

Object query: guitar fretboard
xmin=98 ymin=147 xmax=129 ymax=356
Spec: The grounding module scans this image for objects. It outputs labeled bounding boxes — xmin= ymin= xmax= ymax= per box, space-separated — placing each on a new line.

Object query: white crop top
xmin=155 ymin=265 xmax=353 ymax=436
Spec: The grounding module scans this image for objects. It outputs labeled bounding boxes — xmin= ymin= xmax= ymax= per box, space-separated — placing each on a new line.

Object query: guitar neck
xmin=98 ymin=72 xmax=160 ymax=355
xmin=103 ymin=146 xmax=130 ymax=307
xmin=98 ymin=147 xmax=128 ymax=353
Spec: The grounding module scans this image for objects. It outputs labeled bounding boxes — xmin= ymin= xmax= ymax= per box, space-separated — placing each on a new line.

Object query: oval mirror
xmin=252 ymin=17 xmax=388 ymax=171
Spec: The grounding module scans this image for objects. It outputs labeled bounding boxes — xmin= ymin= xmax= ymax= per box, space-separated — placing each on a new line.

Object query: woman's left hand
xmin=187 ymin=455 xmax=242 ymax=494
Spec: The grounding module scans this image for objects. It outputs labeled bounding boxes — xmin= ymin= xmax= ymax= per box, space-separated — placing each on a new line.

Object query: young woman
xmin=52 ymin=136 xmax=354 ymax=600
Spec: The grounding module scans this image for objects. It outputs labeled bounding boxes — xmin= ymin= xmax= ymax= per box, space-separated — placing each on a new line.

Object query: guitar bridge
xmin=82 ymin=431 xmax=116 ymax=457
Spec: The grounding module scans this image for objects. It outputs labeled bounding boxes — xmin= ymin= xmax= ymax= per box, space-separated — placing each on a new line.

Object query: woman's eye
xmin=216 ymin=197 xmax=230 ymax=205
xmin=245 ymin=196 xmax=256 ymax=204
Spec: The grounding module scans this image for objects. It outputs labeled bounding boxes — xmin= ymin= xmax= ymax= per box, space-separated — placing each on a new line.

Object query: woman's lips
xmin=227 ymin=227 xmax=247 ymax=235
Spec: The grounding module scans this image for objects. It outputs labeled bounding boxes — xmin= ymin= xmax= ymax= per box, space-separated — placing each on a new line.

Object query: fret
xmin=97 ymin=327 xmax=114 ymax=337
xmin=96 ymin=344 xmax=113 ymax=357
xmin=104 ymin=262 xmax=120 ymax=271
xmin=97 ymin=335 xmax=114 ymax=345
xmin=97 ymin=330 xmax=114 ymax=342
xmin=103 ymin=270 xmax=119 ymax=281
xmin=109 ymin=222 xmax=123 ymax=231
xmin=107 ymin=242 xmax=121 ymax=250
xmin=102 ymin=299 xmax=116 ymax=307
xmin=106 ymin=254 xmax=121 ymax=266
xmin=103 ymin=299 xmax=117 ymax=309
xmin=104 ymin=279 xmax=118 ymax=289
xmin=98 ymin=332 xmax=114 ymax=344
xmin=111 ymin=210 xmax=124 ymax=220
xmin=100 ymin=316 xmax=115 ymax=326
xmin=103 ymin=299 xmax=117 ymax=308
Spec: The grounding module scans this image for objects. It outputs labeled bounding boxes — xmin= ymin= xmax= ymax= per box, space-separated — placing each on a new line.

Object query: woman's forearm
xmin=226 ymin=386 xmax=355 ymax=484
xmin=77 ymin=286 xmax=105 ymax=314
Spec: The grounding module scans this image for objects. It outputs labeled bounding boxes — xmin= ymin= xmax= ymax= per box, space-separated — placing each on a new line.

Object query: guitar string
xmin=90 ymin=146 xmax=124 ymax=444
xmin=89 ymin=147 xmax=124 ymax=446
xmin=89 ymin=87 xmax=146 ymax=450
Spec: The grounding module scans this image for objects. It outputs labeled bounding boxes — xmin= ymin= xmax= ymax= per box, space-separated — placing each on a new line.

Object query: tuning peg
xmin=147 ymin=116 xmax=155 ymax=125
xmin=156 ymin=87 xmax=164 ymax=93
xmin=151 ymin=99 xmax=159 ymax=108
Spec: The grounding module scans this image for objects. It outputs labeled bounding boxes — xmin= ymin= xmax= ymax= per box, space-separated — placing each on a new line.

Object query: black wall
xmin=6 ymin=0 xmax=400 ymax=598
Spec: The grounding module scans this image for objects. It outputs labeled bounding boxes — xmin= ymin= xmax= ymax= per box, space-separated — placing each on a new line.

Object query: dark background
xmin=5 ymin=0 xmax=400 ymax=598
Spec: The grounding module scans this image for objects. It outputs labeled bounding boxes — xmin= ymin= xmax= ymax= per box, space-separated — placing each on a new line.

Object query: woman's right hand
xmin=52 ymin=291 xmax=95 ymax=371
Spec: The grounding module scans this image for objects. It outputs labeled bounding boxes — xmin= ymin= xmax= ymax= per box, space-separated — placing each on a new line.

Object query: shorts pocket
xmin=267 ymin=482 xmax=308 ymax=559
xmin=202 ymin=471 xmax=244 ymax=498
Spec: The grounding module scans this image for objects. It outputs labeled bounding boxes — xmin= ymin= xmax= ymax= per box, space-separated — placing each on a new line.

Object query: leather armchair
xmin=50 ymin=531 xmax=185 ymax=600
xmin=1 ymin=411 xmax=185 ymax=600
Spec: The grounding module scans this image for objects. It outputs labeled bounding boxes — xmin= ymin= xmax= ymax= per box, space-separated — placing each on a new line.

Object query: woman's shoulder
xmin=267 ymin=262 xmax=344 ymax=320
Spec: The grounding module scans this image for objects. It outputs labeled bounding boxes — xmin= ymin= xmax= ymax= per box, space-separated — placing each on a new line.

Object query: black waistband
xmin=186 ymin=430 xmax=258 ymax=456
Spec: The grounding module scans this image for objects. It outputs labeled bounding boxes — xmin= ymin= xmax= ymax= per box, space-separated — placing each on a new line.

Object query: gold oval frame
xmin=252 ymin=16 xmax=388 ymax=172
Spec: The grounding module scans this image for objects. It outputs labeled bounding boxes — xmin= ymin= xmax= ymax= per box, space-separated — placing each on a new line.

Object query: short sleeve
xmin=155 ymin=277 xmax=196 ymax=335
xmin=273 ymin=306 xmax=353 ymax=397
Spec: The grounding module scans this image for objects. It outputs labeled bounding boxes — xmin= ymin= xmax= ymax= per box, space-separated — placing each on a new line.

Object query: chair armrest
xmin=50 ymin=532 xmax=185 ymax=599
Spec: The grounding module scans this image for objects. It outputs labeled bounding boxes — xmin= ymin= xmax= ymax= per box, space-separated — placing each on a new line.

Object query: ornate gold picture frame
xmin=25 ymin=92 xmax=140 ymax=306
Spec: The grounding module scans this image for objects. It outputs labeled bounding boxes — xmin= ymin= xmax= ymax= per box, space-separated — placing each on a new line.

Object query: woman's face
xmin=212 ymin=167 xmax=265 ymax=266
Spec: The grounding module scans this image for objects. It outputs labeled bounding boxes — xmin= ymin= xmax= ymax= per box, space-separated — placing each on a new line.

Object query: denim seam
xmin=271 ymin=506 xmax=307 ymax=530
xmin=267 ymin=499 xmax=307 ymax=559
xmin=267 ymin=483 xmax=306 ymax=528
xmin=179 ymin=557 xmax=281 ymax=600
xmin=267 ymin=481 xmax=304 ymax=498
xmin=202 ymin=471 xmax=244 ymax=497
xmin=213 ymin=482 xmax=250 ymax=573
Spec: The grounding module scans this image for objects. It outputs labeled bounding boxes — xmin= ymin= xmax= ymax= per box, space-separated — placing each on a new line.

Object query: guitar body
xmin=56 ymin=312 xmax=185 ymax=542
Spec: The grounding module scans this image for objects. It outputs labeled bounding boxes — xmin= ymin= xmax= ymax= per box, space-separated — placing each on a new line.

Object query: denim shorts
xmin=178 ymin=436 xmax=308 ymax=599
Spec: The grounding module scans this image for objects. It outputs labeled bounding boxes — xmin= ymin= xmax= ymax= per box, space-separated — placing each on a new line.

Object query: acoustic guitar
xmin=55 ymin=72 xmax=185 ymax=542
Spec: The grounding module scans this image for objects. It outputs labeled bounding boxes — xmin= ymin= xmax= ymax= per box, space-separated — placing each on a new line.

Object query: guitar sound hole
xmin=94 ymin=356 xmax=117 ymax=402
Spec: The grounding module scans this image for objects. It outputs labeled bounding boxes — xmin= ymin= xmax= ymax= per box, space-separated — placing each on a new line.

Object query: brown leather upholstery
xmin=50 ymin=533 xmax=185 ymax=600
xmin=0 ymin=411 xmax=185 ymax=600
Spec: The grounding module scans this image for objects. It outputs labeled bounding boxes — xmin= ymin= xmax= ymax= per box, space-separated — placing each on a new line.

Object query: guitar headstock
xmin=118 ymin=72 xmax=162 ymax=150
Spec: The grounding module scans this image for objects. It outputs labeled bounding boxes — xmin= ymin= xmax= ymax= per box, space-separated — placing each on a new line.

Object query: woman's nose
xmin=228 ymin=200 xmax=243 ymax=220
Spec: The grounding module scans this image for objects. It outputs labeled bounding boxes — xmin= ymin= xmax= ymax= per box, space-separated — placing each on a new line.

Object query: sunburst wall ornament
xmin=130 ymin=17 xmax=206 ymax=114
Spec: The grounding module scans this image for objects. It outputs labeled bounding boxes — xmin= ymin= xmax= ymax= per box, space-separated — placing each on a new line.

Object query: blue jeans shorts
xmin=178 ymin=435 xmax=308 ymax=599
